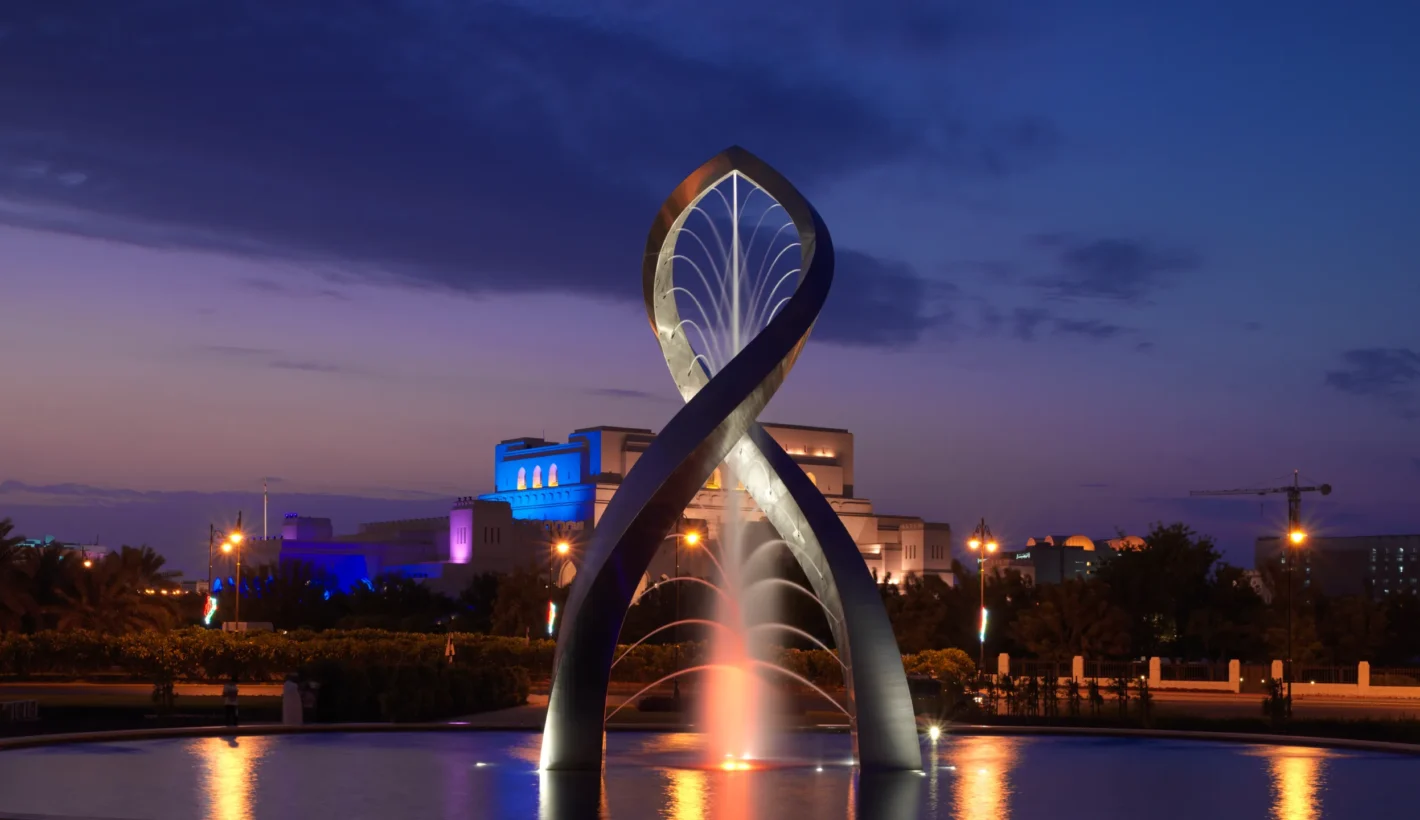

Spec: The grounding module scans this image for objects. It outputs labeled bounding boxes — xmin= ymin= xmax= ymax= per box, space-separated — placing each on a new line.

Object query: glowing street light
xmin=672 ymin=527 xmax=701 ymax=702
xmin=967 ymin=518 xmax=998 ymax=673
xmin=223 ymin=515 xmax=245 ymax=626
xmin=555 ymin=541 xmax=571 ymax=556
xmin=1285 ymin=527 xmax=1308 ymax=713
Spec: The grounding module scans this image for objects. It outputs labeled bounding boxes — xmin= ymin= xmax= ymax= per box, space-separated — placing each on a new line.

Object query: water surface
xmin=0 ymin=730 xmax=1413 ymax=819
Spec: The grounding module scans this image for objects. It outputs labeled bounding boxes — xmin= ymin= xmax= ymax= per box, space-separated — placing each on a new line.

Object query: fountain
xmin=540 ymin=146 xmax=921 ymax=772
xmin=1 ymin=147 xmax=1411 ymax=820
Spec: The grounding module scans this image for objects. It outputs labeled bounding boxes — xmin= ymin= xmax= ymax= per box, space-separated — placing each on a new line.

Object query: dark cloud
xmin=1324 ymin=348 xmax=1420 ymax=419
xmin=1413 ymin=458 xmax=1420 ymax=475
xmin=193 ymin=345 xmax=352 ymax=376
xmin=1009 ymin=307 xmax=1136 ymax=344
xmin=1078 ymin=482 xmax=1111 ymax=489
xmin=814 ymin=250 xmax=954 ymax=347
xmin=1011 ymin=308 xmax=1052 ymax=342
xmin=239 ymin=278 xmax=348 ymax=301
xmin=1031 ymin=235 xmax=1200 ymax=303
xmin=1053 ymin=317 xmax=1128 ymax=340
xmin=1243 ymin=321 xmax=1263 ymax=332
xmin=197 ymin=345 xmax=273 ymax=358
xmin=268 ymin=360 xmax=346 ymax=374
xmin=584 ymin=387 xmax=664 ymax=401
xmin=0 ymin=2 xmax=1052 ymax=349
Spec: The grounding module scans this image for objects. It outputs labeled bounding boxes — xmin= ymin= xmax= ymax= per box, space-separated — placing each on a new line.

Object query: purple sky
xmin=2 ymin=1 xmax=1417 ymax=576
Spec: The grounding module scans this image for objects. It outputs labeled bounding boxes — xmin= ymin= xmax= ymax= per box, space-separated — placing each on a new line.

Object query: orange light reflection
xmin=1260 ymin=746 xmax=1328 ymax=820
xmin=950 ymin=735 xmax=1018 ymax=820
xmin=196 ymin=736 xmax=268 ymax=820
xmin=666 ymin=767 xmax=708 ymax=820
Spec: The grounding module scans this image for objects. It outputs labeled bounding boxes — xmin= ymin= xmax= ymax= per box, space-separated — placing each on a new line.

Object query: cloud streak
xmin=1324 ymin=348 xmax=1420 ymax=419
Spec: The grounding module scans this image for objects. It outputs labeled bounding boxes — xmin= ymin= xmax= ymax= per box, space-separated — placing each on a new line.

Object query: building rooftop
xmin=761 ymin=421 xmax=850 ymax=434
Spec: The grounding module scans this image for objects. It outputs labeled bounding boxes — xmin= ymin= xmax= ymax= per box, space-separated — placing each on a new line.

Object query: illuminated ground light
xmin=928 ymin=725 xmax=942 ymax=742
xmin=719 ymin=760 xmax=753 ymax=772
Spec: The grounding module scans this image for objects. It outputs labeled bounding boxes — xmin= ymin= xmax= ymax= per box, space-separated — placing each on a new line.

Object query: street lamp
xmin=966 ymin=518 xmax=998 ymax=672
xmin=672 ymin=527 xmax=701 ymax=703
xmin=547 ymin=540 xmax=572 ymax=637
xmin=1286 ymin=527 xmax=1307 ymax=713
xmin=221 ymin=523 xmax=244 ymax=626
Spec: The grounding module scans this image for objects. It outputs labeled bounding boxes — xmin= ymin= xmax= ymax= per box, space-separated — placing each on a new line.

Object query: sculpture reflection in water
xmin=1263 ymin=746 xmax=1328 ymax=820
xmin=195 ymin=736 xmax=268 ymax=820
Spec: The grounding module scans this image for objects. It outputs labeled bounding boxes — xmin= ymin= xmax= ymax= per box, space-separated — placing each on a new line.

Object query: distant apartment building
xmin=1255 ymin=534 xmax=1420 ymax=598
xmin=998 ymin=534 xmax=1145 ymax=585
xmin=14 ymin=536 xmax=109 ymax=561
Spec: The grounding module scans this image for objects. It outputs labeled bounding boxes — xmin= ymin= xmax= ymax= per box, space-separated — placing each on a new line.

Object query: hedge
xmin=0 ymin=629 xmax=977 ymax=693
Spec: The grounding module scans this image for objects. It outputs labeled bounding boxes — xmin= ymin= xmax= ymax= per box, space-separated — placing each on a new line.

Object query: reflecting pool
xmin=0 ymin=731 xmax=1414 ymax=819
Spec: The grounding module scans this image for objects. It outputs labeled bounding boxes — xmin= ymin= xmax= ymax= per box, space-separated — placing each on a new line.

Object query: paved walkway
xmin=0 ymin=682 xmax=283 ymax=699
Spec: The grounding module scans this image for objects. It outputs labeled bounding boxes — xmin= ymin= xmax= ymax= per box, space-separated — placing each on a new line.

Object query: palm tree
xmin=51 ymin=553 xmax=178 ymax=633
xmin=114 ymin=545 xmax=181 ymax=590
xmin=0 ymin=518 xmax=33 ymax=633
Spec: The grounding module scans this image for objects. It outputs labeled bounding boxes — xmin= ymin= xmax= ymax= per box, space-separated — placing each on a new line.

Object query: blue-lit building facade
xmin=276 ymin=423 xmax=956 ymax=592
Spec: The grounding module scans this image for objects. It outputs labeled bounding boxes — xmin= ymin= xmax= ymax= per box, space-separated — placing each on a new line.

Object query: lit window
xmin=532 ymin=466 xmax=543 ymax=489
xmin=806 ymin=471 xmax=817 ymax=487
xmin=706 ymin=468 xmax=721 ymax=490
xmin=517 ymin=468 xmax=527 ymax=491
xmin=549 ymin=463 xmax=559 ymax=487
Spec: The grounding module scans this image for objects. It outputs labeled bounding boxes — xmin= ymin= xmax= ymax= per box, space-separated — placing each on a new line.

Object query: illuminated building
xmin=1255 ymin=533 xmax=1420 ymax=598
xmin=277 ymin=422 xmax=953 ymax=591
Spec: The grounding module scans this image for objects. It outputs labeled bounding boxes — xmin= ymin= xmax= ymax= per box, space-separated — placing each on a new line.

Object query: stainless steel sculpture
xmin=540 ymin=147 xmax=922 ymax=772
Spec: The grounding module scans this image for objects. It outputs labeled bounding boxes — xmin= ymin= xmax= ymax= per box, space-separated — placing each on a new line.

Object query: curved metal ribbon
xmin=540 ymin=146 xmax=921 ymax=772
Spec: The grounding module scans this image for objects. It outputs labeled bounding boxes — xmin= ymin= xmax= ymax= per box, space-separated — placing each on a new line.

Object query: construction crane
xmin=1193 ymin=470 xmax=1332 ymax=711
xmin=1190 ymin=470 xmax=1332 ymax=542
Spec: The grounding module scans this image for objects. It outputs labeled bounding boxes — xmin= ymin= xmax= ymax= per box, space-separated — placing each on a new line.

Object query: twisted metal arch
xmin=540 ymin=146 xmax=921 ymax=772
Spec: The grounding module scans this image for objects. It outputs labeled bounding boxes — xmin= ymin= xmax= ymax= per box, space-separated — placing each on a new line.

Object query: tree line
xmin=881 ymin=522 xmax=1420 ymax=666
xmin=6 ymin=516 xmax=1419 ymax=667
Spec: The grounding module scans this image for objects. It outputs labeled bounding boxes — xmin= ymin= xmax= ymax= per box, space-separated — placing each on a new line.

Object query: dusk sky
xmin=2 ymin=1 xmax=1416 ymax=576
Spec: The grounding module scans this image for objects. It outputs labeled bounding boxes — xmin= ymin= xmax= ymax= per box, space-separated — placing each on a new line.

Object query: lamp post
xmin=671 ymin=527 xmax=700 ymax=703
xmin=1286 ymin=527 xmax=1306 ymax=714
xmin=550 ymin=540 xmax=571 ymax=637
xmin=206 ymin=523 xmax=215 ymax=593
xmin=966 ymin=518 xmax=999 ymax=672
xmin=221 ymin=515 xmax=245 ymax=626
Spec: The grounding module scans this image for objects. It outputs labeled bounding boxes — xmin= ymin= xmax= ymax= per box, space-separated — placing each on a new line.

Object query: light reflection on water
xmin=666 ymin=767 xmax=709 ymax=819
xmin=1249 ymin=745 xmax=1330 ymax=820
xmin=194 ymin=735 xmax=269 ymax=820
xmin=948 ymin=735 xmax=1019 ymax=820
xmin=0 ymin=731 xmax=1411 ymax=819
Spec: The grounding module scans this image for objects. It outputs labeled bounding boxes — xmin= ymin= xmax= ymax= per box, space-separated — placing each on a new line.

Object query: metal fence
xmin=1296 ymin=665 xmax=1358 ymax=684
xmin=1010 ymin=659 xmax=1069 ymax=680
xmin=1370 ymin=667 xmax=1420 ymax=687
xmin=1085 ymin=660 xmax=1147 ymax=681
xmin=0 ymin=700 xmax=38 ymax=723
xmin=1158 ymin=662 xmax=1229 ymax=682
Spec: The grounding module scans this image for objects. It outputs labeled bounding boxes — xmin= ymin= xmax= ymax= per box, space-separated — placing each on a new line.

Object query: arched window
xmin=548 ymin=463 xmax=559 ymax=487
xmin=532 ymin=465 xmax=543 ymax=489
xmin=706 ymin=468 xmax=722 ymax=490
xmin=516 ymin=468 xmax=527 ymax=491
xmin=806 ymin=471 xmax=818 ymax=487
